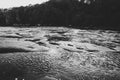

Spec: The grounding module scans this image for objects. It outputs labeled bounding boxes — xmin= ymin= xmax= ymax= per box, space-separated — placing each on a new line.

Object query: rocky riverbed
xmin=0 ymin=27 xmax=120 ymax=80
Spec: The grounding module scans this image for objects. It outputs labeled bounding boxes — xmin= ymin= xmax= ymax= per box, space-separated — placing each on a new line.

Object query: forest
xmin=0 ymin=0 xmax=120 ymax=30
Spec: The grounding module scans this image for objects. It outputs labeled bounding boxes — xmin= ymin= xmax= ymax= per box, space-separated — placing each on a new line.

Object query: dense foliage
xmin=0 ymin=0 xmax=120 ymax=30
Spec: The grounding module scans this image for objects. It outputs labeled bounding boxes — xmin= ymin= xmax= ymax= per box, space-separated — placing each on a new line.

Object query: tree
xmin=0 ymin=9 xmax=6 ymax=25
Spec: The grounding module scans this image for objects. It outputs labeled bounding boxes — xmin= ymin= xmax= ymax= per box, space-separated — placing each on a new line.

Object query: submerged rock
xmin=0 ymin=39 xmax=49 ymax=53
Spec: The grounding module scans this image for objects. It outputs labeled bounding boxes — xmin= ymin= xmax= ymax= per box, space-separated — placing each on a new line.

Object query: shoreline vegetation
xmin=0 ymin=0 xmax=120 ymax=30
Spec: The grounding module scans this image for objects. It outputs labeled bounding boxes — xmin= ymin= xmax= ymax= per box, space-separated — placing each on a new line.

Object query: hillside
xmin=0 ymin=0 xmax=120 ymax=30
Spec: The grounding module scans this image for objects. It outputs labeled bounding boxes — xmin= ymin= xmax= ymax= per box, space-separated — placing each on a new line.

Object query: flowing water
xmin=0 ymin=27 xmax=120 ymax=80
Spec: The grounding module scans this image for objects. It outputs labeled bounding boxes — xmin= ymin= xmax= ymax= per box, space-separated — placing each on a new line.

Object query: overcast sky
xmin=0 ymin=0 xmax=49 ymax=8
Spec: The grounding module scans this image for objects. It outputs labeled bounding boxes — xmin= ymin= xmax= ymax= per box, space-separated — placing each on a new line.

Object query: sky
xmin=0 ymin=0 xmax=49 ymax=8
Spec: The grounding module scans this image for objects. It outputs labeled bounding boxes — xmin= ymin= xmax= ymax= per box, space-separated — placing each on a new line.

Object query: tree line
xmin=0 ymin=0 xmax=120 ymax=30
